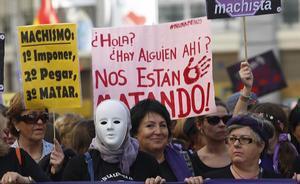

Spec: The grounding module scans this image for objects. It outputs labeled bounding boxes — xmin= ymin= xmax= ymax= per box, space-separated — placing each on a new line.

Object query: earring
xmin=16 ymin=128 xmax=20 ymax=132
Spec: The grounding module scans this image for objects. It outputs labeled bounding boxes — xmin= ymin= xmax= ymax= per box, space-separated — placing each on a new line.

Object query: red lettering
xmin=118 ymin=70 xmax=127 ymax=86
xmin=161 ymin=91 xmax=175 ymax=118
xmin=95 ymin=69 xmax=108 ymax=88
xmin=128 ymin=92 xmax=145 ymax=104
xmin=137 ymin=67 xmax=147 ymax=87
xmin=176 ymin=88 xmax=191 ymax=118
xmin=119 ymin=93 xmax=130 ymax=108
xmin=97 ymin=94 xmax=111 ymax=106
xmin=191 ymin=84 xmax=205 ymax=114
xmin=147 ymin=92 xmax=156 ymax=100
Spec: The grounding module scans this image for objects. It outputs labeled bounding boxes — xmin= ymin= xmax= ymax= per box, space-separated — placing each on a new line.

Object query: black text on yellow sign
xmin=18 ymin=24 xmax=82 ymax=109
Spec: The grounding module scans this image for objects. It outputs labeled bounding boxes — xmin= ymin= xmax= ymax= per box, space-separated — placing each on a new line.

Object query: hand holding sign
xmin=239 ymin=61 xmax=253 ymax=90
xmin=183 ymin=55 xmax=211 ymax=85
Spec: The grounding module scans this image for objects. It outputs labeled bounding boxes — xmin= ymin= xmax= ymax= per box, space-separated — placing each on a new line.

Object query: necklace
xmin=231 ymin=165 xmax=259 ymax=179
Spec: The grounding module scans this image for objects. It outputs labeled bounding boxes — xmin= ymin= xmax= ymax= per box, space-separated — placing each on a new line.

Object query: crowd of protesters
xmin=1 ymin=61 xmax=300 ymax=184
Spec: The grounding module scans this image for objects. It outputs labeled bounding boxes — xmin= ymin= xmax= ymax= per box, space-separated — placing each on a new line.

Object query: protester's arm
xmin=233 ymin=61 xmax=253 ymax=116
xmin=50 ymin=138 xmax=65 ymax=174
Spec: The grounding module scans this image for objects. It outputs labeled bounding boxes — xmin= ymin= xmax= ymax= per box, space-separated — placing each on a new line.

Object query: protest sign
xmin=18 ymin=24 xmax=82 ymax=109
xmin=227 ymin=50 xmax=287 ymax=97
xmin=92 ymin=17 xmax=216 ymax=119
xmin=206 ymin=0 xmax=282 ymax=19
xmin=0 ymin=33 xmax=4 ymax=92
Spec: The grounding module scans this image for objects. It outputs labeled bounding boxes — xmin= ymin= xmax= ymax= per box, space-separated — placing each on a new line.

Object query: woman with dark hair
xmin=191 ymin=100 xmax=232 ymax=175
xmin=63 ymin=99 xmax=162 ymax=183
xmin=251 ymin=102 xmax=300 ymax=178
xmin=130 ymin=98 xmax=203 ymax=183
xmin=289 ymin=100 xmax=300 ymax=153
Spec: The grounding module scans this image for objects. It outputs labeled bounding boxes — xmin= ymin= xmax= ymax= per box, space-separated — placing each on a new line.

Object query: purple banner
xmin=40 ymin=179 xmax=297 ymax=184
xmin=227 ymin=50 xmax=287 ymax=97
xmin=206 ymin=0 xmax=282 ymax=19
xmin=0 ymin=33 xmax=4 ymax=92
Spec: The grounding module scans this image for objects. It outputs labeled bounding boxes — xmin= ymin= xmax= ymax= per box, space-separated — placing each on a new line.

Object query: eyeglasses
xmin=225 ymin=136 xmax=254 ymax=145
xmin=205 ymin=115 xmax=232 ymax=125
xmin=16 ymin=112 xmax=49 ymax=124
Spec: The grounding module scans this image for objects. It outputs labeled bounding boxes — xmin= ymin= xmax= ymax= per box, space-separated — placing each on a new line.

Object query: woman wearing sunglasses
xmin=5 ymin=92 xmax=66 ymax=177
xmin=204 ymin=113 xmax=281 ymax=179
xmin=191 ymin=100 xmax=232 ymax=176
xmin=0 ymin=101 xmax=49 ymax=183
xmin=6 ymin=92 xmax=54 ymax=163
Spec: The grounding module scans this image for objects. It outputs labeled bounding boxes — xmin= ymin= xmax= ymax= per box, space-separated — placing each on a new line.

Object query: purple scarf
xmin=164 ymin=145 xmax=192 ymax=181
xmin=90 ymin=136 xmax=139 ymax=175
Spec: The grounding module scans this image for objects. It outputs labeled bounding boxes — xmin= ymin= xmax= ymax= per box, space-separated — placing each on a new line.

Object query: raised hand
xmin=239 ymin=61 xmax=253 ymax=90
xmin=50 ymin=139 xmax=65 ymax=174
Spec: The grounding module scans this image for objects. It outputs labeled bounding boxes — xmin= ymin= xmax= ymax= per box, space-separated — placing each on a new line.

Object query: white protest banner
xmin=92 ymin=17 xmax=216 ymax=119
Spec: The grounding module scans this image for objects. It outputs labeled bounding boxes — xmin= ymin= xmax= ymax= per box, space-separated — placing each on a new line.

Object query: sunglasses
xmin=205 ymin=115 xmax=232 ymax=126
xmin=16 ymin=112 xmax=49 ymax=124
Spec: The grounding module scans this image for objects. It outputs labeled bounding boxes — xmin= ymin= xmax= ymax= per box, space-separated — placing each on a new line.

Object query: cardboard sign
xmin=18 ymin=24 xmax=82 ymax=109
xmin=227 ymin=50 xmax=287 ymax=97
xmin=206 ymin=0 xmax=282 ymax=19
xmin=92 ymin=17 xmax=216 ymax=119
xmin=0 ymin=33 xmax=4 ymax=92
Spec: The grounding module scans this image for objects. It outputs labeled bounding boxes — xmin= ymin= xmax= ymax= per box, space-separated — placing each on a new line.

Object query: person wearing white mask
xmin=63 ymin=99 xmax=163 ymax=183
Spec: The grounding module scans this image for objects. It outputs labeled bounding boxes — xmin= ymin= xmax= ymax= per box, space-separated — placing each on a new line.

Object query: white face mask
xmin=95 ymin=100 xmax=128 ymax=150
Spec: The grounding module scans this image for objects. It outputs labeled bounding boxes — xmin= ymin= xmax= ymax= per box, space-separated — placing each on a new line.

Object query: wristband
xmin=239 ymin=92 xmax=251 ymax=102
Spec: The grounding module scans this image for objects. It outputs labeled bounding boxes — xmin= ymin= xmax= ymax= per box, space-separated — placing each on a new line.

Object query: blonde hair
xmin=5 ymin=92 xmax=25 ymax=137
xmin=54 ymin=113 xmax=83 ymax=148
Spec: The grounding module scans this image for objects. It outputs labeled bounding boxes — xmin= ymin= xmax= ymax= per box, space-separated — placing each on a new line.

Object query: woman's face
xmin=227 ymin=127 xmax=264 ymax=165
xmin=201 ymin=105 xmax=229 ymax=141
xmin=15 ymin=109 xmax=48 ymax=142
xmin=136 ymin=112 xmax=169 ymax=155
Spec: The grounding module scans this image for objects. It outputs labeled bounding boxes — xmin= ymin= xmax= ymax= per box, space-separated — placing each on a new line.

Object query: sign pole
xmin=243 ymin=17 xmax=248 ymax=63
xmin=53 ymin=112 xmax=56 ymax=141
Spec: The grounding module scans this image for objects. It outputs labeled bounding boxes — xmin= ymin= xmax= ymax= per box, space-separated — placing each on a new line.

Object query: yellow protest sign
xmin=18 ymin=24 xmax=82 ymax=109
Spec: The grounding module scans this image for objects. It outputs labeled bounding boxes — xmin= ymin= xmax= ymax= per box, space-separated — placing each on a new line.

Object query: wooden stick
xmin=53 ymin=112 xmax=56 ymax=141
xmin=243 ymin=17 xmax=248 ymax=63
